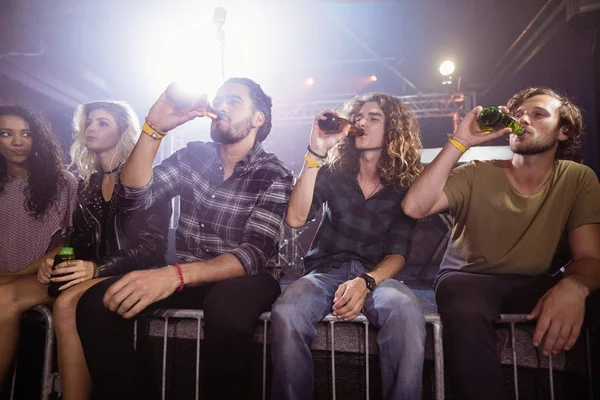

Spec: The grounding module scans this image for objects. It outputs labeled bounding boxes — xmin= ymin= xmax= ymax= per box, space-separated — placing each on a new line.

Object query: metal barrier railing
xmin=10 ymin=305 xmax=54 ymax=400
xmin=9 ymin=308 xmax=596 ymax=400
xmin=497 ymin=314 xmax=595 ymax=400
xmin=135 ymin=310 xmax=445 ymax=400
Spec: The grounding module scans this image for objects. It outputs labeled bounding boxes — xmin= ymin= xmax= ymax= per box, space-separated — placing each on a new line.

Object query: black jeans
xmin=76 ymin=273 xmax=281 ymax=400
xmin=436 ymin=271 xmax=599 ymax=400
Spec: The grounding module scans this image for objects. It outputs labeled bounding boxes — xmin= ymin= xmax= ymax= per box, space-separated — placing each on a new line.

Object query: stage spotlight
xmin=305 ymin=77 xmax=315 ymax=86
xmin=369 ymin=75 xmax=378 ymax=82
xmin=439 ymin=60 xmax=455 ymax=77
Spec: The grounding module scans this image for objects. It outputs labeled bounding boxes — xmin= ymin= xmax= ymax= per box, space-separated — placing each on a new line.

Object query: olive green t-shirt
xmin=439 ymin=160 xmax=600 ymax=279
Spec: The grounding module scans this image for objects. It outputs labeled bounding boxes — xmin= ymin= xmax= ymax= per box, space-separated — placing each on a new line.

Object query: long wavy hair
xmin=70 ymin=101 xmax=140 ymax=188
xmin=328 ymin=93 xmax=423 ymax=188
xmin=0 ymin=105 xmax=66 ymax=219
xmin=507 ymin=87 xmax=583 ymax=159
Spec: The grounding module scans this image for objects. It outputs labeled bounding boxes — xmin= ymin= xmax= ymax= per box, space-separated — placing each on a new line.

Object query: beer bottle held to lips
xmin=478 ymin=106 xmax=525 ymax=136
xmin=318 ymin=112 xmax=365 ymax=137
xmin=164 ymin=82 xmax=223 ymax=120
xmin=48 ymin=227 xmax=76 ymax=298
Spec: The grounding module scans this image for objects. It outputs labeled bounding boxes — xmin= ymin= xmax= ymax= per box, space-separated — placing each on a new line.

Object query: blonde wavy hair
xmin=70 ymin=101 xmax=140 ymax=188
xmin=328 ymin=93 xmax=423 ymax=188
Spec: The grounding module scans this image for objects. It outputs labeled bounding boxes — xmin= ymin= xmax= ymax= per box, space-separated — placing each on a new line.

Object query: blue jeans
xmin=271 ymin=260 xmax=426 ymax=400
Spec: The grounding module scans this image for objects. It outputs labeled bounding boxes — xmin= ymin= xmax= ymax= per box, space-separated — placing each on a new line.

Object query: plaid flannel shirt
xmin=115 ymin=141 xmax=293 ymax=280
xmin=304 ymin=165 xmax=416 ymax=272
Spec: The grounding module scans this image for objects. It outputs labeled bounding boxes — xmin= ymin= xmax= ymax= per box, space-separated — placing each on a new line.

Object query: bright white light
xmin=305 ymin=77 xmax=315 ymax=86
xmin=439 ymin=60 xmax=455 ymax=77
xmin=143 ymin=4 xmax=267 ymax=101
xmin=369 ymin=75 xmax=377 ymax=82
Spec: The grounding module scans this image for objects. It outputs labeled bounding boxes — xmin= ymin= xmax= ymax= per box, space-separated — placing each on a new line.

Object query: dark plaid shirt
xmin=304 ymin=165 xmax=416 ymax=272
xmin=115 ymin=141 xmax=293 ymax=280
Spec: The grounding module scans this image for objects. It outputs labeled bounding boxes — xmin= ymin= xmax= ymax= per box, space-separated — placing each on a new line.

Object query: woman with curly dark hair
xmin=0 ymin=104 xmax=78 ymax=388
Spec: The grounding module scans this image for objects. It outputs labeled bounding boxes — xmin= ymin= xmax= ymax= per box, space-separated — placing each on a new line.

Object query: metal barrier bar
xmin=262 ymin=318 xmax=268 ymax=400
xmin=549 ymin=352 xmax=554 ymax=400
xmin=586 ymin=329 xmax=594 ymax=400
xmin=330 ymin=321 xmax=337 ymax=400
xmin=425 ymin=314 xmax=445 ymax=400
xmin=364 ymin=320 xmax=370 ymax=400
xmin=147 ymin=310 xmax=445 ymax=400
xmin=195 ymin=318 xmax=201 ymax=400
xmin=161 ymin=317 xmax=169 ymax=400
xmin=499 ymin=314 xmax=578 ymax=400
xmin=10 ymin=305 xmax=54 ymax=400
xmin=510 ymin=323 xmax=519 ymax=400
xmin=134 ymin=320 xmax=138 ymax=350
xmin=9 ymin=358 xmax=18 ymax=400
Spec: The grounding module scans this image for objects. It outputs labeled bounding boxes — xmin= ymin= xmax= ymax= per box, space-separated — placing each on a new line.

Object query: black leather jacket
xmin=71 ymin=173 xmax=171 ymax=277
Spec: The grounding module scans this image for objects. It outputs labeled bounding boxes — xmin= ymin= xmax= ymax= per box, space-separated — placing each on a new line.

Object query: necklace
xmin=102 ymin=163 xmax=121 ymax=175
xmin=364 ymin=181 xmax=381 ymax=200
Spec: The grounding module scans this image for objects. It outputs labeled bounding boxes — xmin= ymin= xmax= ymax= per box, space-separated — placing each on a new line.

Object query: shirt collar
xmin=208 ymin=140 xmax=266 ymax=174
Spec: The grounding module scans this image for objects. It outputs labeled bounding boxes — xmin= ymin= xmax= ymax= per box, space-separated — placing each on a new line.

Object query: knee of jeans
xmin=271 ymin=290 xmax=320 ymax=335
xmin=270 ymin=297 xmax=298 ymax=328
xmin=375 ymin=287 xmax=425 ymax=328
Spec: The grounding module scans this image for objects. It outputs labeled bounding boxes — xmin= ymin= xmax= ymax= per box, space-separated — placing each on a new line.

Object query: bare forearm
xmin=286 ymin=156 xmax=320 ymax=227
xmin=402 ymin=142 xmax=463 ymax=219
xmin=120 ymin=134 xmax=162 ymax=188
xmin=10 ymin=246 xmax=61 ymax=275
xmin=181 ymin=253 xmax=246 ymax=286
xmin=369 ymin=254 xmax=406 ymax=284
xmin=563 ymin=258 xmax=600 ymax=296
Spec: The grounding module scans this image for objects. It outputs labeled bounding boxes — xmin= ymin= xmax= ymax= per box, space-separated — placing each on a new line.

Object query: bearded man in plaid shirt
xmin=75 ymin=78 xmax=293 ymax=400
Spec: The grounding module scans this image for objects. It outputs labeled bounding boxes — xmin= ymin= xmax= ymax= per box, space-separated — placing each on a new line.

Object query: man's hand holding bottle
xmin=146 ymin=83 xmax=212 ymax=133
xmin=309 ymin=109 xmax=351 ymax=157
xmin=453 ymin=106 xmax=513 ymax=150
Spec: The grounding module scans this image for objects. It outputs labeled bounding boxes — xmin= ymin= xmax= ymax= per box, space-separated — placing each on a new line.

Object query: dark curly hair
xmin=0 ymin=104 xmax=65 ymax=219
xmin=507 ymin=87 xmax=583 ymax=159
xmin=328 ymin=93 xmax=423 ymax=189
xmin=224 ymin=77 xmax=272 ymax=142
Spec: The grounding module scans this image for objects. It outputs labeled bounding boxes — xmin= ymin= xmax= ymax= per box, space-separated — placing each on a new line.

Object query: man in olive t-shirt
xmin=402 ymin=87 xmax=600 ymax=400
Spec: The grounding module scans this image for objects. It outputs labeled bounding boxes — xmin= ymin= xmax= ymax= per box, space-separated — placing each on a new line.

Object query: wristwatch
xmin=358 ymin=273 xmax=377 ymax=291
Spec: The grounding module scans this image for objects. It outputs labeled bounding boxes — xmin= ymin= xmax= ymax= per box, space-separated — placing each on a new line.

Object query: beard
xmin=210 ymin=116 xmax=253 ymax=145
xmin=511 ymin=126 xmax=560 ymax=156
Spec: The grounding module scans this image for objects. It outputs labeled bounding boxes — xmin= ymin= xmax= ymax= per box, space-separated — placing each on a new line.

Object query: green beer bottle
xmin=478 ymin=106 xmax=525 ymax=136
xmin=48 ymin=227 xmax=76 ymax=298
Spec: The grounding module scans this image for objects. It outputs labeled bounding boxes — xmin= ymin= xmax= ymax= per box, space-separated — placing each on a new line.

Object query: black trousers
xmin=76 ymin=273 xmax=281 ymax=400
xmin=436 ymin=271 xmax=600 ymax=400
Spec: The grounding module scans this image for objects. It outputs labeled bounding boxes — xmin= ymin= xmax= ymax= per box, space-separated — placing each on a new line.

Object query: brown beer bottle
xmin=164 ymin=82 xmax=223 ymax=120
xmin=318 ymin=113 xmax=364 ymax=137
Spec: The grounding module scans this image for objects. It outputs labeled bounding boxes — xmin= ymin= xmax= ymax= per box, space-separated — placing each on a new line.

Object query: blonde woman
xmin=37 ymin=101 xmax=170 ymax=399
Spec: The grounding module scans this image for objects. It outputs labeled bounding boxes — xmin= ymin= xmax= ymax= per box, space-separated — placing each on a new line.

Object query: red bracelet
xmin=173 ymin=262 xmax=185 ymax=292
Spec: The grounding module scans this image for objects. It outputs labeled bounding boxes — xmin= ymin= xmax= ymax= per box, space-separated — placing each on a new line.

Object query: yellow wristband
xmin=304 ymin=153 xmax=323 ymax=168
xmin=447 ymin=135 xmax=468 ymax=153
xmin=142 ymin=122 xmax=166 ymax=140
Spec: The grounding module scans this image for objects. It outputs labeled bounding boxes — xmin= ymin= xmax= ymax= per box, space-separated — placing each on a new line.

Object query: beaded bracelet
xmin=306 ymin=145 xmax=327 ymax=159
xmin=173 ymin=262 xmax=185 ymax=292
